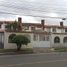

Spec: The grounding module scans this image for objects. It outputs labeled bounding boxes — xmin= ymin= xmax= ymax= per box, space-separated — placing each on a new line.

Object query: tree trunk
xmin=17 ymin=44 xmax=21 ymax=51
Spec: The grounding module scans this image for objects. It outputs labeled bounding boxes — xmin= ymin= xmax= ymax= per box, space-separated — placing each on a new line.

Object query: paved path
xmin=0 ymin=52 xmax=67 ymax=67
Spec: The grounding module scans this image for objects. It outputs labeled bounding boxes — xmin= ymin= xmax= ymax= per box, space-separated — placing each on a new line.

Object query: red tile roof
xmin=0 ymin=21 xmax=15 ymax=24
xmin=0 ymin=29 xmax=4 ymax=32
xmin=22 ymin=23 xmax=62 ymax=28
xmin=63 ymin=26 xmax=67 ymax=28
xmin=0 ymin=20 xmax=67 ymax=28
xmin=5 ymin=30 xmax=50 ymax=34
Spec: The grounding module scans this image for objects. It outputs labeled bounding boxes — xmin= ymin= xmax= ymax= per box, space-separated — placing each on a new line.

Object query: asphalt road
xmin=0 ymin=52 xmax=67 ymax=67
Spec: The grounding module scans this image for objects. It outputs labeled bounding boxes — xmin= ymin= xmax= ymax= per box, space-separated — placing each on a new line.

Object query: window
xmin=22 ymin=26 xmax=29 ymax=30
xmin=54 ymin=36 xmax=60 ymax=43
xmin=63 ymin=37 xmax=67 ymax=43
xmin=0 ymin=25 xmax=1 ymax=28
xmin=25 ymin=26 xmax=29 ymax=30
xmin=31 ymin=26 xmax=35 ymax=30
xmin=65 ymin=28 xmax=67 ymax=32
xmin=52 ymin=28 xmax=56 ymax=32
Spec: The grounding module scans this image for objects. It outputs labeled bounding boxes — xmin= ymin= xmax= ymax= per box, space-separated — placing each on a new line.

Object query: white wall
xmin=4 ymin=32 xmax=17 ymax=49
xmin=31 ymin=33 xmax=50 ymax=48
xmin=56 ymin=28 xmax=61 ymax=33
xmin=4 ymin=32 xmax=33 ymax=49
xmin=1 ymin=23 xmax=6 ymax=30
xmin=50 ymin=33 xmax=67 ymax=47
xmin=31 ymin=41 xmax=50 ymax=47
xmin=4 ymin=32 xmax=51 ymax=49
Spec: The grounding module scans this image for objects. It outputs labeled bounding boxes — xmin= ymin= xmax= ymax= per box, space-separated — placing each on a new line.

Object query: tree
xmin=11 ymin=35 xmax=30 ymax=51
xmin=8 ymin=34 xmax=16 ymax=43
xmin=5 ymin=21 xmax=22 ymax=31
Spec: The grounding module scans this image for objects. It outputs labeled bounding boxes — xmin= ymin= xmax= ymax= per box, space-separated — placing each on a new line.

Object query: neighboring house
xmin=0 ymin=17 xmax=67 ymax=49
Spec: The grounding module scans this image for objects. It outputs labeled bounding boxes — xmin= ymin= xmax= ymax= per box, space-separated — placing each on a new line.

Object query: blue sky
xmin=0 ymin=0 xmax=67 ymax=25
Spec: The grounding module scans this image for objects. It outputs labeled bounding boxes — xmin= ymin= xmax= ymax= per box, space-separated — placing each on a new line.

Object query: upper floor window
xmin=22 ymin=26 xmax=29 ymax=31
xmin=65 ymin=28 xmax=67 ymax=32
xmin=52 ymin=28 xmax=56 ymax=33
xmin=25 ymin=26 xmax=29 ymax=30
xmin=31 ymin=26 xmax=35 ymax=30
xmin=0 ymin=25 xmax=1 ymax=28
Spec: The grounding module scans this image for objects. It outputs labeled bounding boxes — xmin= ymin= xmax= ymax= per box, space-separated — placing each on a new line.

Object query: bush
xmin=8 ymin=34 xmax=16 ymax=43
xmin=11 ymin=35 xmax=30 ymax=51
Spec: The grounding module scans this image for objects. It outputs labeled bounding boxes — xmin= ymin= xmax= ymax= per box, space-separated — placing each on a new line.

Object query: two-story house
xmin=0 ymin=17 xmax=67 ymax=49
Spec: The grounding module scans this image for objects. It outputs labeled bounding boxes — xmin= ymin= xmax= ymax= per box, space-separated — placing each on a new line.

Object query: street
xmin=0 ymin=52 xmax=67 ymax=67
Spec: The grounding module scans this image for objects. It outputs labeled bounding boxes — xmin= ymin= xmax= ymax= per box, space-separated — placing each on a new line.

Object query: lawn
xmin=0 ymin=48 xmax=33 ymax=54
xmin=54 ymin=47 xmax=67 ymax=52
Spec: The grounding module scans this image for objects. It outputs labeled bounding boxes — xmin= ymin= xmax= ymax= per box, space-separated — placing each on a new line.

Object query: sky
xmin=0 ymin=0 xmax=67 ymax=25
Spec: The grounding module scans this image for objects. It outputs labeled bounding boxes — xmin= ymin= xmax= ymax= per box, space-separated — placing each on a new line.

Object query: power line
xmin=0 ymin=11 xmax=67 ymax=20
xmin=0 ymin=4 xmax=67 ymax=19
xmin=0 ymin=5 xmax=67 ymax=19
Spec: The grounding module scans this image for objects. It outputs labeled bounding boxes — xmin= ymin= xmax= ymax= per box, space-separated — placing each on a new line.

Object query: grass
xmin=0 ymin=48 xmax=33 ymax=54
xmin=54 ymin=47 xmax=67 ymax=52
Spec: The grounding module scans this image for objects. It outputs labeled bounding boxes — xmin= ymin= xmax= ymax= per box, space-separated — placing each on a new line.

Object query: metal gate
xmin=0 ymin=33 xmax=4 ymax=49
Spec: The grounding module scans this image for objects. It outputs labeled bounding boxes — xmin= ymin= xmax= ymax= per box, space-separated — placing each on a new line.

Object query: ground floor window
xmin=54 ymin=36 xmax=60 ymax=43
xmin=63 ymin=37 xmax=67 ymax=43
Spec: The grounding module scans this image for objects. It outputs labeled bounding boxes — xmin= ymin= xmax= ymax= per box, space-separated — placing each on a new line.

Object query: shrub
xmin=8 ymin=34 xmax=16 ymax=43
xmin=11 ymin=35 xmax=30 ymax=51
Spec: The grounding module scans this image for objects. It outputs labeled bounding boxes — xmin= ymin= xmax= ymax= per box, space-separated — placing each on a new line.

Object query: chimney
xmin=18 ymin=17 xmax=22 ymax=23
xmin=41 ymin=19 xmax=45 ymax=30
xmin=60 ymin=21 xmax=63 ymax=27
xmin=18 ymin=17 xmax=22 ymax=31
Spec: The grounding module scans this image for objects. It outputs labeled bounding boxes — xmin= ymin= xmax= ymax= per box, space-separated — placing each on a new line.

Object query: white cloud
xmin=0 ymin=0 xmax=67 ymax=25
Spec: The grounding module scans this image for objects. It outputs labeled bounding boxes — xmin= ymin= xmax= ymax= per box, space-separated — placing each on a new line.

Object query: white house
xmin=0 ymin=17 xmax=67 ymax=49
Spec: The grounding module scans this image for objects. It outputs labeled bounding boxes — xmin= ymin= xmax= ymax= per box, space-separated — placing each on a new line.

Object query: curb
xmin=0 ymin=52 xmax=34 ymax=55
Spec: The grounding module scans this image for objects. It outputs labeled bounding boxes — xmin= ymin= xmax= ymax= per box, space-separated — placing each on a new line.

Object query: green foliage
xmin=8 ymin=34 xmax=16 ymax=43
xmin=0 ymin=48 xmax=33 ymax=54
xmin=5 ymin=21 xmax=20 ymax=31
xmin=11 ymin=35 xmax=30 ymax=51
xmin=12 ymin=35 xmax=30 ymax=45
xmin=5 ymin=23 xmax=12 ymax=30
xmin=54 ymin=47 xmax=67 ymax=52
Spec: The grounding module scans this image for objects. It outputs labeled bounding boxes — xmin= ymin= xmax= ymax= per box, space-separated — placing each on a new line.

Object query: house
xmin=0 ymin=17 xmax=67 ymax=49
